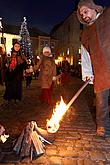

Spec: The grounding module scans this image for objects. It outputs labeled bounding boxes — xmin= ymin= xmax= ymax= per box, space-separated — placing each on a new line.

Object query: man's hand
xmin=86 ymin=76 xmax=94 ymax=82
xmin=52 ymin=76 xmax=56 ymax=81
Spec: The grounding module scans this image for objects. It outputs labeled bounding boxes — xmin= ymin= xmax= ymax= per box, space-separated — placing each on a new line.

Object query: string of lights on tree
xmin=19 ymin=17 xmax=33 ymax=59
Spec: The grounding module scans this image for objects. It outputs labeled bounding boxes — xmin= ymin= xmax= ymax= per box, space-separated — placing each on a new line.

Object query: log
xmin=13 ymin=120 xmax=56 ymax=162
xmin=34 ymin=122 xmax=55 ymax=143
xmin=31 ymin=131 xmax=44 ymax=155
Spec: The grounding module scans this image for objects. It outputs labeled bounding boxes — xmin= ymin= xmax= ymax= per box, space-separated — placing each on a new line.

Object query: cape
xmin=81 ymin=7 xmax=110 ymax=93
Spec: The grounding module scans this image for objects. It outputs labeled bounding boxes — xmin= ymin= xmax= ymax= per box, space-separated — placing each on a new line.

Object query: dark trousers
xmin=96 ymin=89 xmax=110 ymax=128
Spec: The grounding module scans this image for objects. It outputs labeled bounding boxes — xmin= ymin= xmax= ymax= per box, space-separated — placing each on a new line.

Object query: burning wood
xmin=47 ymin=79 xmax=90 ymax=133
xmin=13 ymin=80 xmax=90 ymax=161
xmin=34 ymin=122 xmax=55 ymax=143
xmin=13 ymin=121 xmax=55 ymax=161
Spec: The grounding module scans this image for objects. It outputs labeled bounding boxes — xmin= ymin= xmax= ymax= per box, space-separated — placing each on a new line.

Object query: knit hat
xmin=43 ymin=46 xmax=51 ymax=54
xmin=77 ymin=0 xmax=104 ymax=25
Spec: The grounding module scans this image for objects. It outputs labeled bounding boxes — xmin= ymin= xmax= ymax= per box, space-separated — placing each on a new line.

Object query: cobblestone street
xmin=0 ymin=76 xmax=110 ymax=165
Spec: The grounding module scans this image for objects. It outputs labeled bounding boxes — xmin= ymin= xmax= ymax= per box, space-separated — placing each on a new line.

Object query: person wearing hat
xmin=35 ymin=46 xmax=56 ymax=105
xmin=77 ymin=0 xmax=110 ymax=137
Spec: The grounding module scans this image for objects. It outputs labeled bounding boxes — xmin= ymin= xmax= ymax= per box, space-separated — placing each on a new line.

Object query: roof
xmin=50 ymin=11 xmax=77 ymax=35
xmin=2 ymin=24 xmax=49 ymax=37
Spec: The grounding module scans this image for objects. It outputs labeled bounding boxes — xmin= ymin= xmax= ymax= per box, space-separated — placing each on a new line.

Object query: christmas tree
xmin=19 ymin=17 xmax=33 ymax=59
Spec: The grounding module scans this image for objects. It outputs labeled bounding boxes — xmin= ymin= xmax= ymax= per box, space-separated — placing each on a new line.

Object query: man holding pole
xmin=77 ymin=0 xmax=110 ymax=137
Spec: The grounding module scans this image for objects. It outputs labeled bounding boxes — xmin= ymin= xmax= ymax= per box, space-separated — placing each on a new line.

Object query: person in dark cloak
xmin=77 ymin=0 xmax=110 ymax=136
xmin=3 ymin=41 xmax=27 ymax=103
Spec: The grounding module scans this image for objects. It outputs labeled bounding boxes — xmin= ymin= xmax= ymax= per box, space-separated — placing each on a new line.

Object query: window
xmin=40 ymin=40 xmax=44 ymax=47
xmin=68 ymin=24 xmax=70 ymax=32
xmin=12 ymin=39 xmax=18 ymax=45
xmin=50 ymin=42 xmax=55 ymax=48
xmin=1 ymin=37 xmax=6 ymax=44
xmin=80 ymin=23 xmax=83 ymax=30
xmin=44 ymin=40 xmax=49 ymax=46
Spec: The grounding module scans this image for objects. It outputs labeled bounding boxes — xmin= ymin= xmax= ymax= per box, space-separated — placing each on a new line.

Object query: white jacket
xmin=81 ymin=44 xmax=94 ymax=84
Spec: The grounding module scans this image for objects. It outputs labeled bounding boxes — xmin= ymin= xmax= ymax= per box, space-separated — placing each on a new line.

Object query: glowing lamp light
xmin=67 ymin=48 xmax=69 ymax=55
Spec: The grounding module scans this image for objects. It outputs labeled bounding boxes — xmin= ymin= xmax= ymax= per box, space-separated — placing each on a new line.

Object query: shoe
xmin=96 ymin=127 xmax=105 ymax=137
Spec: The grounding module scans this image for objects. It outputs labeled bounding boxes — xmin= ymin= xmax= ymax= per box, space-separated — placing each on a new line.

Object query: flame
xmin=47 ymin=96 xmax=68 ymax=133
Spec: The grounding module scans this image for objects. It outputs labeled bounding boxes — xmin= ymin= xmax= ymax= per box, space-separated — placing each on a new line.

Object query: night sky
xmin=0 ymin=0 xmax=110 ymax=33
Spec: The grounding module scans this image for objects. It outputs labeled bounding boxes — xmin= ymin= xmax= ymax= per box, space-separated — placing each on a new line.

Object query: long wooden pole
xmin=66 ymin=79 xmax=91 ymax=110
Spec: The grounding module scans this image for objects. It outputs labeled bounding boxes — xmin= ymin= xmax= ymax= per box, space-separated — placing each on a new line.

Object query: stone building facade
xmin=50 ymin=11 xmax=82 ymax=67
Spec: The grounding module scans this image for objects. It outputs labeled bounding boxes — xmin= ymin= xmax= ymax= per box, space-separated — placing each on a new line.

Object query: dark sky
xmin=0 ymin=0 xmax=109 ymax=33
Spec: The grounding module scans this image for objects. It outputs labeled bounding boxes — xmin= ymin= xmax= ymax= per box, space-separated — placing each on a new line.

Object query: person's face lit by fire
xmin=79 ymin=6 xmax=97 ymax=25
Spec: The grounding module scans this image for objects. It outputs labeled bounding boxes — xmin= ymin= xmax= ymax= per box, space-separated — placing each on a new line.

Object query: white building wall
xmin=0 ymin=33 xmax=21 ymax=54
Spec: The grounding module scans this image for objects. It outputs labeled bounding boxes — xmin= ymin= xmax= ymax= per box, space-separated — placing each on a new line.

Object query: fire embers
xmin=0 ymin=124 xmax=9 ymax=143
xmin=47 ymin=122 xmax=59 ymax=133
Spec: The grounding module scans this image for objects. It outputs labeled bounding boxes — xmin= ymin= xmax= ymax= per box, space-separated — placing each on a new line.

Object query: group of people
xmin=0 ymin=0 xmax=110 ymax=137
xmin=0 ymin=42 xmax=57 ymax=105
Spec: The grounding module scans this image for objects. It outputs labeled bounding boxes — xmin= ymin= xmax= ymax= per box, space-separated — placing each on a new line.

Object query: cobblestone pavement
xmin=0 ymin=76 xmax=110 ymax=165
